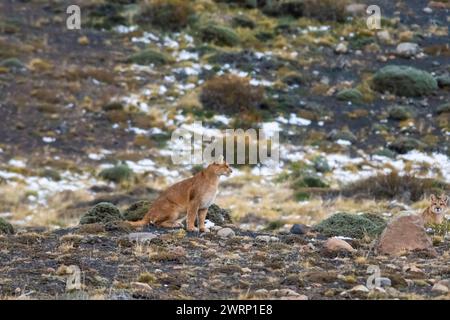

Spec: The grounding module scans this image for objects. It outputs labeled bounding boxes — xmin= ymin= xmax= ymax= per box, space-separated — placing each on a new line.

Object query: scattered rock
xmin=290 ymin=224 xmax=309 ymax=235
xmin=395 ymin=42 xmax=420 ymax=58
xmin=372 ymin=65 xmax=438 ymax=97
xmin=128 ymin=232 xmax=158 ymax=243
xmin=423 ymin=7 xmax=433 ymax=14
xmin=323 ymin=237 xmax=356 ymax=253
xmin=377 ymin=277 xmax=392 ymax=287
xmin=217 ymin=227 xmax=235 ymax=238
xmin=345 ymin=3 xmax=367 ymax=16
xmin=79 ymin=202 xmax=123 ymax=225
xmin=377 ymin=213 xmax=437 ymax=256
xmin=0 ymin=217 xmax=14 ymax=235
xmin=255 ymin=235 xmax=279 ymax=243
xmin=78 ymin=36 xmax=89 ymax=45
xmin=376 ymin=30 xmax=391 ymax=43
xmin=350 ymin=285 xmax=369 ymax=293
xmin=335 ymin=42 xmax=348 ymax=54
xmin=431 ymin=282 xmax=449 ymax=294
xmin=131 ymin=282 xmax=153 ymax=293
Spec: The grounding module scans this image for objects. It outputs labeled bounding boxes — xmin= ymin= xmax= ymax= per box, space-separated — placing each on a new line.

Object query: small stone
xmin=254 ymin=289 xmax=268 ymax=296
xmin=423 ymin=7 xmax=432 ymax=13
xmin=131 ymin=282 xmax=153 ymax=293
xmin=128 ymin=232 xmax=158 ymax=243
xmin=377 ymin=30 xmax=391 ymax=43
xmin=290 ymin=223 xmax=309 ymax=235
xmin=431 ymin=283 xmax=448 ymax=294
xmin=217 ymin=227 xmax=235 ymax=238
xmin=270 ymin=236 xmax=280 ymax=242
xmin=255 ymin=235 xmax=272 ymax=243
xmin=78 ymin=36 xmax=89 ymax=45
xmin=350 ymin=285 xmax=369 ymax=293
xmin=211 ymin=226 xmax=223 ymax=232
xmin=377 ymin=277 xmax=392 ymax=287
xmin=396 ymin=42 xmax=420 ymax=58
xmin=335 ymin=42 xmax=348 ymax=54
xmin=241 ymin=267 xmax=251 ymax=273
xmin=323 ymin=237 xmax=356 ymax=253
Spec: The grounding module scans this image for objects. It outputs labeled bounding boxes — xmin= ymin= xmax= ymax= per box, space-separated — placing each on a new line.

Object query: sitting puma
xmin=129 ymin=157 xmax=232 ymax=232
xmin=422 ymin=194 xmax=448 ymax=225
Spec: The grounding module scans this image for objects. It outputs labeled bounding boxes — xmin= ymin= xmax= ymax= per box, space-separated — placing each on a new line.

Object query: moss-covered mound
xmin=388 ymin=105 xmax=414 ymax=121
xmin=80 ymin=202 xmax=123 ymax=225
xmin=0 ymin=217 xmax=14 ymax=235
xmin=123 ymin=200 xmax=151 ymax=221
xmin=198 ymin=24 xmax=240 ymax=46
xmin=313 ymin=212 xmax=387 ymax=239
xmin=99 ymin=164 xmax=134 ymax=183
xmin=126 ymin=49 xmax=171 ymax=66
xmin=372 ymin=65 xmax=437 ymax=97
xmin=206 ymin=204 xmax=232 ymax=226
xmin=336 ymin=89 xmax=363 ymax=104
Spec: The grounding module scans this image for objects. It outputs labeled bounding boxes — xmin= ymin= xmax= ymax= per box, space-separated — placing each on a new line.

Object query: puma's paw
xmin=199 ymin=227 xmax=209 ymax=233
xmin=186 ymin=227 xmax=198 ymax=233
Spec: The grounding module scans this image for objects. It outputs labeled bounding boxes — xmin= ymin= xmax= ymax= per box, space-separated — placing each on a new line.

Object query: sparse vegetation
xmin=342 ymin=171 xmax=449 ymax=202
xmin=138 ymin=0 xmax=194 ymax=31
xmin=200 ymin=74 xmax=265 ymax=116
xmin=99 ymin=164 xmax=134 ymax=183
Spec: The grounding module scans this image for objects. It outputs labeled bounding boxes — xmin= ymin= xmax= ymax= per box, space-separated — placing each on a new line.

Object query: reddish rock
xmin=377 ymin=214 xmax=436 ymax=256
xmin=324 ymin=237 xmax=356 ymax=253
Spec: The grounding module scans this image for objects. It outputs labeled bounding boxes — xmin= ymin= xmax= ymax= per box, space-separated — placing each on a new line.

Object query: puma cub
xmin=129 ymin=157 xmax=232 ymax=232
xmin=422 ymin=194 xmax=448 ymax=225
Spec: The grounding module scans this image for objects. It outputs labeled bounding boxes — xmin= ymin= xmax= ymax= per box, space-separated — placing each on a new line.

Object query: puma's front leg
xmin=198 ymin=208 xmax=208 ymax=232
xmin=186 ymin=202 xmax=200 ymax=232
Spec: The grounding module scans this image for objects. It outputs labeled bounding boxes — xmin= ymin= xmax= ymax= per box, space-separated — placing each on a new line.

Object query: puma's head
xmin=207 ymin=156 xmax=233 ymax=177
xmin=430 ymin=194 xmax=448 ymax=215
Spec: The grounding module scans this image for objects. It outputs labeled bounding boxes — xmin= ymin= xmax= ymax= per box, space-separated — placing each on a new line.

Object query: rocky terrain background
xmin=0 ymin=0 xmax=449 ymax=300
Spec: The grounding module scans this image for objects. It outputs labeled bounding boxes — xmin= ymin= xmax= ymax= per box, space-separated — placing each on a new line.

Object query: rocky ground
xmin=0 ymin=213 xmax=449 ymax=300
xmin=0 ymin=0 xmax=450 ymax=300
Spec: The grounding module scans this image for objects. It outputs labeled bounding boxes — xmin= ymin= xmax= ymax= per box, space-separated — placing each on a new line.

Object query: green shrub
xmin=372 ymin=65 xmax=438 ymax=97
xmin=206 ymin=204 xmax=232 ymax=226
xmin=99 ymin=164 xmax=134 ymax=183
xmin=0 ymin=217 xmax=14 ymax=235
xmin=200 ymin=74 xmax=265 ymax=115
xmin=388 ymin=137 xmax=426 ymax=154
xmin=198 ymin=24 xmax=240 ymax=46
xmin=336 ymin=89 xmax=363 ymax=104
xmin=80 ymin=202 xmax=124 ymax=225
xmin=126 ymin=49 xmax=171 ymax=66
xmin=388 ymin=105 xmax=414 ymax=121
xmin=123 ymin=200 xmax=151 ymax=221
xmin=313 ymin=212 xmax=387 ymax=239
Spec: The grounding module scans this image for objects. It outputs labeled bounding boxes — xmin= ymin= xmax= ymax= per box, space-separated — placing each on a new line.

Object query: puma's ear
xmin=441 ymin=194 xmax=448 ymax=203
xmin=430 ymin=194 xmax=437 ymax=202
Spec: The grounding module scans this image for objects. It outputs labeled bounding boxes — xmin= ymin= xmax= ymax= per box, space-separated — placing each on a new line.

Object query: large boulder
xmin=79 ymin=202 xmax=123 ymax=225
xmin=372 ymin=65 xmax=438 ymax=97
xmin=376 ymin=213 xmax=436 ymax=256
xmin=0 ymin=217 xmax=14 ymax=235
